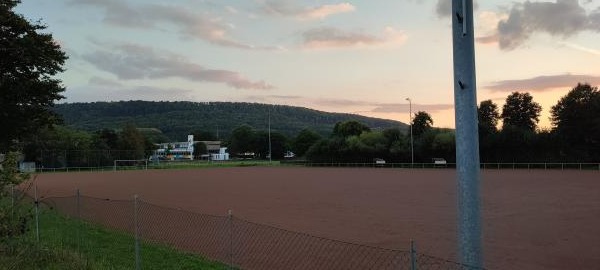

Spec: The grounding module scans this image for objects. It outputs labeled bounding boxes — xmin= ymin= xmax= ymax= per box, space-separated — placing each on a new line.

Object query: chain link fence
xmin=19 ymin=188 xmax=483 ymax=270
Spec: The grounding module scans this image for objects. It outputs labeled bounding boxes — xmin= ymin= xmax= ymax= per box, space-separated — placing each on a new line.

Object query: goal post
xmin=113 ymin=159 xmax=148 ymax=171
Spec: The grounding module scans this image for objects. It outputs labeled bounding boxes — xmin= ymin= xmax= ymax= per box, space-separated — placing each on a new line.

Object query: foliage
xmin=501 ymin=92 xmax=541 ymax=131
xmin=1 ymin=152 xmax=32 ymax=245
xmin=292 ymin=129 xmax=321 ymax=157
xmin=0 ymin=0 xmax=68 ymax=152
xmin=227 ymin=125 xmax=256 ymax=156
xmin=193 ymin=142 xmax=207 ymax=158
xmin=332 ymin=121 xmax=371 ymax=138
xmin=53 ymin=101 xmax=407 ymax=140
xmin=478 ymin=100 xmax=500 ymax=135
xmin=550 ymin=83 xmax=600 ymax=161
xmin=412 ymin=111 xmax=433 ymax=137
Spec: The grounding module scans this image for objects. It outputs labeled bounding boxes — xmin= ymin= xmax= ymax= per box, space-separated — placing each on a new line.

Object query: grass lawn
xmin=1 ymin=204 xmax=228 ymax=270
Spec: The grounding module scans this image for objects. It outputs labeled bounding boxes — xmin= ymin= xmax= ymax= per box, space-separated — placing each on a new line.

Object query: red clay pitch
xmin=33 ymin=167 xmax=600 ymax=270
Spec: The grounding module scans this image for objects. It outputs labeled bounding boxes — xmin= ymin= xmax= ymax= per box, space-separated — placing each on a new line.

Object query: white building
xmin=153 ymin=135 xmax=229 ymax=161
xmin=211 ymin=147 xmax=230 ymax=161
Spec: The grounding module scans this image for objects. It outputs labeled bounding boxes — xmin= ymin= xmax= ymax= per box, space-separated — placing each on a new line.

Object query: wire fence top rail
xmin=30 ymin=193 xmax=485 ymax=270
xmin=32 ymin=161 xmax=600 ymax=173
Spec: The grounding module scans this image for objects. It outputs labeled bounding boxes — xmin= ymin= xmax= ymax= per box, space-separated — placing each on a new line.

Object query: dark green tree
xmin=228 ymin=125 xmax=256 ymax=156
xmin=478 ymin=100 xmax=500 ymax=135
xmin=293 ymin=128 xmax=321 ymax=157
xmin=501 ymin=92 xmax=541 ymax=131
xmin=550 ymin=83 xmax=600 ymax=161
xmin=193 ymin=142 xmax=207 ymax=158
xmin=332 ymin=121 xmax=370 ymax=138
xmin=192 ymin=130 xmax=218 ymax=141
xmin=0 ymin=0 xmax=68 ymax=151
xmin=412 ymin=111 xmax=433 ymax=137
xmin=118 ymin=123 xmax=147 ymax=160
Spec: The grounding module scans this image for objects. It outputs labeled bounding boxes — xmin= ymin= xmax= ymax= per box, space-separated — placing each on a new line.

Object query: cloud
xmin=82 ymin=43 xmax=274 ymax=90
xmin=560 ymin=42 xmax=600 ymax=55
xmin=88 ymin=76 xmax=122 ymax=87
xmin=261 ymin=1 xmax=355 ymax=20
xmin=486 ymin=74 xmax=600 ymax=92
xmin=371 ymin=104 xmax=454 ymax=113
xmin=302 ymin=26 xmax=407 ymax=49
xmin=246 ymin=95 xmax=453 ymax=113
xmin=69 ymin=0 xmax=278 ymax=50
xmin=479 ymin=0 xmax=600 ymax=50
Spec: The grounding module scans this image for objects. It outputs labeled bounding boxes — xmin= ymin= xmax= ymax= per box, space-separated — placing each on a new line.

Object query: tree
xmin=192 ymin=130 xmax=217 ymax=141
xmin=0 ymin=0 xmax=68 ymax=152
xmin=118 ymin=123 xmax=147 ymax=160
xmin=550 ymin=83 xmax=600 ymax=161
xmin=193 ymin=142 xmax=207 ymax=158
xmin=293 ymin=129 xmax=321 ymax=157
xmin=332 ymin=121 xmax=370 ymax=138
xmin=478 ymin=100 xmax=500 ymax=135
xmin=228 ymin=125 xmax=256 ymax=156
xmin=412 ymin=111 xmax=433 ymax=137
xmin=501 ymin=92 xmax=541 ymax=131
xmin=1 ymin=152 xmax=32 ymax=242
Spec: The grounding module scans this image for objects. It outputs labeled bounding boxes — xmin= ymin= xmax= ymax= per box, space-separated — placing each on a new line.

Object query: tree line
xmin=1 ymin=0 xmax=599 ymax=166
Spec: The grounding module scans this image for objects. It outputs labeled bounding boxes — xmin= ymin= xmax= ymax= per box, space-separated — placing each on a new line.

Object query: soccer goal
xmin=113 ymin=159 xmax=148 ymax=171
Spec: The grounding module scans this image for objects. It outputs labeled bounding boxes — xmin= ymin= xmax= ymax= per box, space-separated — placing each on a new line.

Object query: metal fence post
xmin=134 ymin=195 xmax=141 ymax=270
xmin=34 ymin=185 xmax=40 ymax=243
xmin=228 ymin=209 xmax=234 ymax=270
xmin=76 ymin=189 xmax=81 ymax=256
xmin=410 ymin=240 xmax=417 ymax=270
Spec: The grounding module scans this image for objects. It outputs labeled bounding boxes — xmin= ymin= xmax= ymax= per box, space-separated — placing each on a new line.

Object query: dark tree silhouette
xmin=501 ymin=92 xmax=542 ymax=131
xmin=478 ymin=100 xmax=500 ymax=135
xmin=412 ymin=111 xmax=433 ymax=137
xmin=1 ymin=0 xmax=68 ymax=151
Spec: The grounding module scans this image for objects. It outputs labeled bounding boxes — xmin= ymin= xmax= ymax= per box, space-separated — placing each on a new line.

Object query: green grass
xmin=2 ymin=205 xmax=228 ymax=270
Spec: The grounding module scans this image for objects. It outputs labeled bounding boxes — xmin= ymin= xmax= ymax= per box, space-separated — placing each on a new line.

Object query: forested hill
xmin=54 ymin=101 xmax=407 ymax=141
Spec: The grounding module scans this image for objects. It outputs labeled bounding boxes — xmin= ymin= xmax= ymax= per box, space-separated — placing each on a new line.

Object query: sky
xmin=16 ymin=0 xmax=600 ymax=129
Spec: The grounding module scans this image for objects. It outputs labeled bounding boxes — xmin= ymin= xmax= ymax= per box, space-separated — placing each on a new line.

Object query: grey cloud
xmin=82 ymin=43 xmax=274 ymax=90
xmin=487 ymin=74 xmax=600 ymax=92
xmin=69 ymin=0 xmax=277 ymax=50
xmin=89 ymin=76 xmax=122 ymax=87
xmin=484 ymin=0 xmax=599 ymax=50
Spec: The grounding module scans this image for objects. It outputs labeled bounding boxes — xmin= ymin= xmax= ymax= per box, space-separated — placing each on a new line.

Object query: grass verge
xmin=1 ymin=205 xmax=228 ymax=270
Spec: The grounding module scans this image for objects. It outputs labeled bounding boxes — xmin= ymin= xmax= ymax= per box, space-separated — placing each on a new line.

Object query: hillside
xmin=53 ymin=101 xmax=408 ymax=141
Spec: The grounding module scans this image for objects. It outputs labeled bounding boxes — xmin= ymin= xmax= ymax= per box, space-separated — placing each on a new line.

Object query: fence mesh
xmin=23 ymin=192 xmax=484 ymax=270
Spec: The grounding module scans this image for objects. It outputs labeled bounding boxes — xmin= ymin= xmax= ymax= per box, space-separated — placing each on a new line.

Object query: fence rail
xmin=284 ymin=161 xmax=600 ymax=171
xmin=23 ymin=190 xmax=484 ymax=270
xmin=32 ymin=161 xmax=600 ymax=173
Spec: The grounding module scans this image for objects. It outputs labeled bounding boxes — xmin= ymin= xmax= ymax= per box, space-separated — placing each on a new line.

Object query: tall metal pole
xmin=452 ymin=0 xmax=482 ymax=268
xmin=406 ymin=98 xmax=414 ymax=165
xmin=268 ymin=107 xmax=272 ymax=163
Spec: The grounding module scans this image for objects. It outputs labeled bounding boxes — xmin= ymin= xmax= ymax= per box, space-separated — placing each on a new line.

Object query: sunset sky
xmin=16 ymin=0 xmax=600 ymax=129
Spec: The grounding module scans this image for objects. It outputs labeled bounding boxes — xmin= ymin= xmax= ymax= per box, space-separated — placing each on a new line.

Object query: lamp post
xmin=268 ymin=106 xmax=272 ymax=163
xmin=405 ymin=98 xmax=414 ymax=165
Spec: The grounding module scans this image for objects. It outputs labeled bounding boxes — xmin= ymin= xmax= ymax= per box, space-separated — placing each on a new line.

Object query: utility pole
xmin=268 ymin=106 xmax=272 ymax=163
xmin=452 ymin=0 xmax=482 ymax=268
xmin=405 ymin=98 xmax=414 ymax=165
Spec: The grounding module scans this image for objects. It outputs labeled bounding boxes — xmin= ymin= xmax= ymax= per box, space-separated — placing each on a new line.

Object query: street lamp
xmin=405 ymin=98 xmax=414 ymax=165
xmin=268 ymin=106 xmax=272 ymax=163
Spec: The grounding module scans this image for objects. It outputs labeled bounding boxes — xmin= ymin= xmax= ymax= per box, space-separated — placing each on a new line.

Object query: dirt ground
xmin=32 ymin=167 xmax=600 ymax=270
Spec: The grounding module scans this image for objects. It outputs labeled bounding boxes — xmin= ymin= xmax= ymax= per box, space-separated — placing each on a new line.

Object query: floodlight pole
xmin=405 ymin=98 xmax=414 ymax=165
xmin=452 ymin=0 xmax=482 ymax=268
xmin=268 ymin=106 xmax=272 ymax=163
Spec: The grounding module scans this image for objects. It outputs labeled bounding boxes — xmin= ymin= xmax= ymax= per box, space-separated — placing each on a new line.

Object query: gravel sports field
xmin=33 ymin=167 xmax=600 ymax=270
